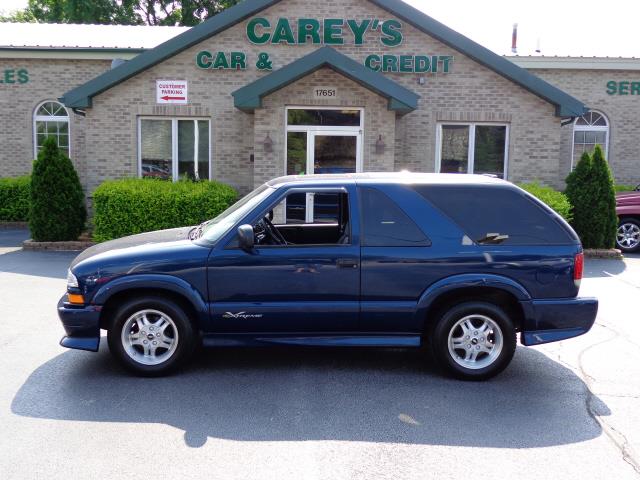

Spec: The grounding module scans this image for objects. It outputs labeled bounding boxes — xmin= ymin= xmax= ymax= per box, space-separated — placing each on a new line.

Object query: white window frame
xmin=33 ymin=100 xmax=71 ymax=158
xmin=435 ymin=122 xmax=510 ymax=179
xmin=137 ymin=117 xmax=212 ymax=181
xmin=571 ymin=110 xmax=609 ymax=170
xmin=284 ymin=107 xmax=364 ymax=222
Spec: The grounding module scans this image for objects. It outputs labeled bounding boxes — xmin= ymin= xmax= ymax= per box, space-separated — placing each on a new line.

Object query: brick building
xmin=0 ymin=0 xmax=637 ymax=199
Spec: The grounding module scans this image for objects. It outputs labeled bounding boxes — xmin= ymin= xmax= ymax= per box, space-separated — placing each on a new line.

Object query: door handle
xmin=336 ymin=258 xmax=359 ymax=269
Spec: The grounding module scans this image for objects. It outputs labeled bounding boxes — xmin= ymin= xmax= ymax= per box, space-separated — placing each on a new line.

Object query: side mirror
xmin=237 ymin=224 xmax=255 ymax=251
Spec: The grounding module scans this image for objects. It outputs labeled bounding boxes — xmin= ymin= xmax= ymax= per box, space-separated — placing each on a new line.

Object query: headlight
xmin=67 ymin=269 xmax=79 ymax=288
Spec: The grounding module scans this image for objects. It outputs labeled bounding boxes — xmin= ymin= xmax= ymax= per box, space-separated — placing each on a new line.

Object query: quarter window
xmin=415 ymin=185 xmax=574 ymax=245
xmin=139 ymin=118 xmax=210 ymax=181
xmin=437 ymin=124 xmax=508 ymax=179
xmin=34 ymin=101 xmax=70 ymax=157
xmin=573 ymin=110 xmax=609 ymax=167
xmin=360 ymin=188 xmax=430 ymax=247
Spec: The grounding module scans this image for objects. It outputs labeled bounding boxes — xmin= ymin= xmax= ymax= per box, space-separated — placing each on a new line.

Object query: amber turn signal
xmin=67 ymin=293 xmax=85 ymax=305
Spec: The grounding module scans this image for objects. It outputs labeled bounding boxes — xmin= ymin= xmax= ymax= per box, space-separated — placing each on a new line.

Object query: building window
xmin=139 ymin=118 xmax=210 ymax=181
xmin=436 ymin=124 xmax=509 ymax=179
xmin=573 ymin=110 xmax=609 ymax=167
xmin=34 ymin=101 xmax=70 ymax=157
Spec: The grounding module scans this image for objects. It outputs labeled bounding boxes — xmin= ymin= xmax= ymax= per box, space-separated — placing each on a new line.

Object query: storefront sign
xmin=195 ymin=17 xmax=455 ymax=75
xmin=313 ymin=87 xmax=338 ymax=98
xmin=156 ymin=80 xmax=188 ymax=104
xmin=247 ymin=17 xmax=403 ymax=46
xmin=0 ymin=68 xmax=29 ymax=84
xmin=365 ymin=54 xmax=453 ymax=73
xmin=606 ymin=80 xmax=640 ymax=95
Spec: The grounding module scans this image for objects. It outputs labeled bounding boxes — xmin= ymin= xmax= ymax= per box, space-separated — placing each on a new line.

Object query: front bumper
xmin=57 ymin=295 xmax=101 ymax=352
xmin=520 ymin=296 xmax=598 ymax=346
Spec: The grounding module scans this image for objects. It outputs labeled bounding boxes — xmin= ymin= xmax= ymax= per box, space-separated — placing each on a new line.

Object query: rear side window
xmin=360 ymin=187 xmax=430 ymax=246
xmin=414 ymin=185 xmax=574 ymax=245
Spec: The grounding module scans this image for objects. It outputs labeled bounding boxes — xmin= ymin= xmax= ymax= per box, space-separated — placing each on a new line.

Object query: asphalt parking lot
xmin=1 ymin=228 xmax=639 ymax=480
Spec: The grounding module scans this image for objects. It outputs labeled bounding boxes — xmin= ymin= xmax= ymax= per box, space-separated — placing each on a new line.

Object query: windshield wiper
xmin=476 ymin=233 xmax=509 ymax=245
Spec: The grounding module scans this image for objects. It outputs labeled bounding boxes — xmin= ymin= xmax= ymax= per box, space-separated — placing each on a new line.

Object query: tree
xmin=30 ymin=137 xmax=87 ymax=242
xmin=565 ymin=145 xmax=617 ymax=249
xmin=590 ymin=145 xmax=618 ymax=248
xmin=565 ymin=151 xmax=595 ymax=246
xmin=1 ymin=0 xmax=241 ymax=25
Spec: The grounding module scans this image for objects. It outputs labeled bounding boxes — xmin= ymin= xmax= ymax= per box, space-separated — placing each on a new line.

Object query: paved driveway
xmin=0 ymin=228 xmax=638 ymax=479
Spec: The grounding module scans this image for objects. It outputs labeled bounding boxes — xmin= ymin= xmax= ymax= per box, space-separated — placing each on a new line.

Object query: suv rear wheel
xmin=616 ymin=218 xmax=640 ymax=253
xmin=107 ymin=296 xmax=196 ymax=376
xmin=429 ymin=301 xmax=516 ymax=380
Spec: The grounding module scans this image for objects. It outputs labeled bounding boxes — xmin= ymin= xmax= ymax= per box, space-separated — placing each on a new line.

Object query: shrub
xmin=0 ymin=176 xmax=31 ymax=222
xmin=29 ymin=138 xmax=86 ymax=241
xmin=565 ymin=145 xmax=617 ymax=249
xmin=591 ymin=145 xmax=618 ymax=248
xmin=518 ymin=182 xmax=573 ymax=223
xmin=93 ymin=178 xmax=238 ymax=242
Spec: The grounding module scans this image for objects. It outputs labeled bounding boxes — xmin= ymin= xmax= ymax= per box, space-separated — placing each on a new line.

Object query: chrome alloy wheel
xmin=121 ymin=309 xmax=179 ymax=366
xmin=617 ymin=222 xmax=640 ymax=250
xmin=447 ymin=314 xmax=504 ymax=370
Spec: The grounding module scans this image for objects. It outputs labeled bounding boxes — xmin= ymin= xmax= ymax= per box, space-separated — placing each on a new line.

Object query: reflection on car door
xmin=206 ymin=186 xmax=360 ymax=333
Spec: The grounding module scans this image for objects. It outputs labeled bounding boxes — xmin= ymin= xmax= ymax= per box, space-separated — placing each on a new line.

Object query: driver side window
xmin=254 ymin=190 xmax=350 ymax=247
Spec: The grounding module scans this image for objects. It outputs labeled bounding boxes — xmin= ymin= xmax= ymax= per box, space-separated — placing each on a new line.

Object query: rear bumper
xmin=57 ymin=295 xmax=101 ymax=352
xmin=520 ymin=297 xmax=598 ymax=346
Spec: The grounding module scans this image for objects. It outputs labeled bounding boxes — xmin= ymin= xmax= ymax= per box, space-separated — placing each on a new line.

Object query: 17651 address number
xmin=313 ymin=87 xmax=338 ymax=98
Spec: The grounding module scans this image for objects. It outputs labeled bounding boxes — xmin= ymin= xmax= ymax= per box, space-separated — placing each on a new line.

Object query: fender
xmin=91 ymin=274 xmax=208 ymax=321
xmin=414 ymin=273 xmax=532 ymax=323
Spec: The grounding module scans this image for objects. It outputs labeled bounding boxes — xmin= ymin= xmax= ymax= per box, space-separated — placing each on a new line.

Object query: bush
xmin=518 ymin=182 xmax=573 ymax=223
xmin=30 ymin=138 xmax=86 ymax=241
xmin=93 ymin=178 xmax=238 ymax=242
xmin=0 ymin=176 xmax=31 ymax=221
xmin=565 ymin=145 xmax=617 ymax=249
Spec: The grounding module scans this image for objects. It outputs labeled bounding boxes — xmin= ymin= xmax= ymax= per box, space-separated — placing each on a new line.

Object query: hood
xmin=71 ymin=227 xmax=192 ymax=268
xmin=616 ymin=191 xmax=640 ymax=206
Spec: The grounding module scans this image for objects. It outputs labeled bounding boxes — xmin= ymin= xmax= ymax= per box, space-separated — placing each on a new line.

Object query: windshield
xmin=201 ymin=184 xmax=274 ymax=243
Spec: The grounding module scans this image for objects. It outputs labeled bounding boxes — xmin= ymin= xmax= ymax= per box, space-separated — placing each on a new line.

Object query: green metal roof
xmin=232 ymin=46 xmax=419 ymax=113
xmin=60 ymin=0 xmax=587 ymax=117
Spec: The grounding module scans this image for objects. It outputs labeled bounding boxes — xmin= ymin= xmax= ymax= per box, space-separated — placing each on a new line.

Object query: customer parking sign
xmin=156 ymin=80 xmax=188 ymax=104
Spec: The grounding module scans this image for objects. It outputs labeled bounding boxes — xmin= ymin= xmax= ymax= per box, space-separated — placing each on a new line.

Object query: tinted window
xmin=287 ymin=109 xmax=360 ymax=127
xmin=360 ymin=188 xmax=430 ymax=247
xmin=415 ymin=185 xmax=574 ymax=245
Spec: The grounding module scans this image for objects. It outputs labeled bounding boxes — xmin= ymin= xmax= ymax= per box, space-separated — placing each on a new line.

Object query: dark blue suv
xmin=58 ymin=173 xmax=597 ymax=380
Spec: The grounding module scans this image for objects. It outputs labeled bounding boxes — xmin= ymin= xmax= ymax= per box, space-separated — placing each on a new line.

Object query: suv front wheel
xmin=429 ymin=301 xmax=516 ymax=381
xmin=107 ymin=296 xmax=196 ymax=376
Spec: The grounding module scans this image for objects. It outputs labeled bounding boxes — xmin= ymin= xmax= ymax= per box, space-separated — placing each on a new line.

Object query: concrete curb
xmin=22 ymin=239 xmax=95 ymax=252
xmin=584 ymin=249 xmax=623 ymax=259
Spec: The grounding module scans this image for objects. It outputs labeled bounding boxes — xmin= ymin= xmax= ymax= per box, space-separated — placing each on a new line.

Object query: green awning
xmin=232 ymin=47 xmax=420 ymax=114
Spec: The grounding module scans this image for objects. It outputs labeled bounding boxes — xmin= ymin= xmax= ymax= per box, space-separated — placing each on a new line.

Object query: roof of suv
xmin=266 ymin=172 xmax=509 ymax=188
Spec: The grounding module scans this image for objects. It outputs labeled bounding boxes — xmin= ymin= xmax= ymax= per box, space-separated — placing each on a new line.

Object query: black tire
xmin=616 ymin=218 xmax=640 ymax=253
xmin=428 ymin=301 xmax=516 ymax=381
xmin=107 ymin=296 xmax=196 ymax=376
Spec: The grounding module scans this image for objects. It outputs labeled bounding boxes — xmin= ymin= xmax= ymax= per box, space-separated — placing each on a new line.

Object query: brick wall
xmin=0 ymin=59 xmax=110 ymax=190
xmin=532 ymin=68 xmax=640 ymax=185
xmin=74 ymin=0 xmax=563 ymax=195
xmin=1 ymin=0 xmax=570 ymax=195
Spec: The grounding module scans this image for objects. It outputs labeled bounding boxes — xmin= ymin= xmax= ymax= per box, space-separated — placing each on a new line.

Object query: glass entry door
xmin=286 ymin=130 xmax=361 ymax=223
xmin=285 ymin=108 xmax=363 ymax=223
xmin=311 ymin=131 xmax=359 ymax=175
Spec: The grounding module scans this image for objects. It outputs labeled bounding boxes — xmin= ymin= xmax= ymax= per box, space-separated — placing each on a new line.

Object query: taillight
xmin=574 ymin=252 xmax=584 ymax=289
